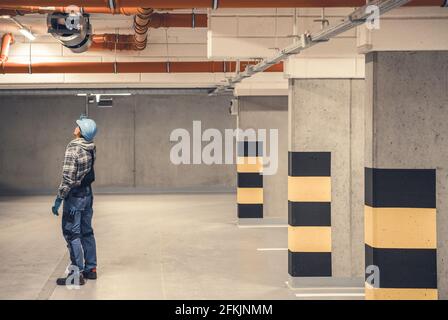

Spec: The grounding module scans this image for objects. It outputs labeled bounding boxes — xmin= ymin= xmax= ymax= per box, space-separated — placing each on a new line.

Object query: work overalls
xmin=61 ymin=151 xmax=97 ymax=273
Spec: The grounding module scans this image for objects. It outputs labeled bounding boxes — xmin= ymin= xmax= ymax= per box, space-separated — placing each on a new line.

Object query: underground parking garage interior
xmin=0 ymin=0 xmax=448 ymax=309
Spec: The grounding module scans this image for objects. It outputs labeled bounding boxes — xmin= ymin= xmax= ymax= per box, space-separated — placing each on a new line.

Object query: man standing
xmin=52 ymin=115 xmax=98 ymax=286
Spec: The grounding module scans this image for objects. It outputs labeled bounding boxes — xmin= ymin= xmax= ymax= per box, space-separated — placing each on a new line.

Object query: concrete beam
xmin=285 ymin=56 xmax=365 ymax=79
xmin=357 ymin=7 xmax=448 ymax=52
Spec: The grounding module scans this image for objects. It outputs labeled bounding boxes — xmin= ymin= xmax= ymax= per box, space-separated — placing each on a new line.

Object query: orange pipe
xmin=89 ymin=8 xmax=153 ymax=51
xmin=90 ymin=34 xmax=135 ymax=51
xmin=148 ymin=13 xmax=208 ymax=28
xmin=0 ymin=61 xmax=284 ymax=74
xmin=133 ymin=8 xmax=153 ymax=50
xmin=90 ymin=13 xmax=208 ymax=51
xmin=0 ymin=0 xmax=445 ymax=11
xmin=0 ymin=33 xmax=14 ymax=66
xmin=0 ymin=9 xmax=25 ymax=15
xmin=0 ymin=5 xmax=139 ymax=15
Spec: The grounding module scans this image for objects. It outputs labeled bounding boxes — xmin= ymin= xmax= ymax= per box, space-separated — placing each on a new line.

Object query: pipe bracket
xmin=108 ymin=0 xmax=116 ymax=13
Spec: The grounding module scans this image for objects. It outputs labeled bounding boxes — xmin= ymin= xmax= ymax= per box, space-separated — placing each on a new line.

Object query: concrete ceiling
xmin=0 ymin=6 xmax=447 ymax=93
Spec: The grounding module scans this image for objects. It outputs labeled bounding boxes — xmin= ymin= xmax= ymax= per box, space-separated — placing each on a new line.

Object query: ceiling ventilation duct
xmin=47 ymin=11 xmax=92 ymax=53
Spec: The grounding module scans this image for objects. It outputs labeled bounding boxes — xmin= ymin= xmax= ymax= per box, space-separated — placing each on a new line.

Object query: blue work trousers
xmin=62 ymin=186 xmax=97 ymax=273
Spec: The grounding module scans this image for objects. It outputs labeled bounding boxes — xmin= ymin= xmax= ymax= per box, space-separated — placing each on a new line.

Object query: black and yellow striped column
xmin=365 ymin=168 xmax=438 ymax=300
xmin=288 ymin=152 xmax=332 ymax=277
xmin=237 ymin=141 xmax=263 ymax=218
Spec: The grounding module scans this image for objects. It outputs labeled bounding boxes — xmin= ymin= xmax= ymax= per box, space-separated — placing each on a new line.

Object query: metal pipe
xmin=0 ymin=60 xmax=283 ymax=74
xmin=0 ymin=0 xmax=445 ymax=12
xmin=0 ymin=33 xmax=14 ymax=65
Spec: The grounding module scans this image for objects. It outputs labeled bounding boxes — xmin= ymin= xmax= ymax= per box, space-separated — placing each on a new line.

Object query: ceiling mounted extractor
xmin=47 ymin=10 xmax=92 ymax=53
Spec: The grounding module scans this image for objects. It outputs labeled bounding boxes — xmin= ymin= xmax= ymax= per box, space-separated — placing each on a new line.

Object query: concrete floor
xmin=0 ymin=194 xmax=298 ymax=300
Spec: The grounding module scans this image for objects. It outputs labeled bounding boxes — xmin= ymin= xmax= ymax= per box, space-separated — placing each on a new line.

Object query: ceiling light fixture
xmin=18 ymin=28 xmax=36 ymax=41
xmin=76 ymin=93 xmax=132 ymax=99
xmin=77 ymin=93 xmax=132 ymax=108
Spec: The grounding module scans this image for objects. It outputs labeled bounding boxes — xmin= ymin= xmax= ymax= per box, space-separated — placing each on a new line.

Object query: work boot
xmin=56 ymin=272 xmax=86 ymax=286
xmin=83 ymin=268 xmax=97 ymax=280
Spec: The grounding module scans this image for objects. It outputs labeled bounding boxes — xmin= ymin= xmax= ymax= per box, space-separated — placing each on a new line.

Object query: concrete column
xmin=288 ymin=78 xmax=365 ymax=288
xmin=364 ymin=51 xmax=448 ymax=300
xmin=237 ymin=96 xmax=288 ymax=223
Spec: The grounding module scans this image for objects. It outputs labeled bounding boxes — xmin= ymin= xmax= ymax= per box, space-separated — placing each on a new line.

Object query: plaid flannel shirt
xmin=57 ymin=138 xmax=96 ymax=199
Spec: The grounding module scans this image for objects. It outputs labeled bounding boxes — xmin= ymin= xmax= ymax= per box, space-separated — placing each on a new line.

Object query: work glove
xmin=52 ymin=197 xmax=63 ymax=216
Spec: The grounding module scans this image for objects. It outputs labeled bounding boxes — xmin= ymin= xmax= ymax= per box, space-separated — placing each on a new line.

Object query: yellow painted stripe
xmin=288 ymin=226 xmax=332 ymax=252
xmin=288 ymin=176 xmax=331 ymax=202
xmin=365 ymin=206 xmax=437 ymax=249
xmin=365 ymin=282 xmax=438 ymax=300
xmin=237 ymin=157 xmax=263 ymax=173
xmin=237 ymin=188 xmax=263 ymax=204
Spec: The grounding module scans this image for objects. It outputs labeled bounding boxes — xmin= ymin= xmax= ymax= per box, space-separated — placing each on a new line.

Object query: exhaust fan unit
xmin=47 ymin=11 xmax=92 ymax=53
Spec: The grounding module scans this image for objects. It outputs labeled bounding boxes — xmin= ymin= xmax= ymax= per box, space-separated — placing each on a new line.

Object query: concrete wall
xmin=238 ymin=96 xmax=288 ymax=219
xmin=365 ymin=51 xmax=448 ymax=299
xmin=0 ymin=94 xmax=235 ymax=195
xmin=289 ymin=78 xmax=365 ymax=278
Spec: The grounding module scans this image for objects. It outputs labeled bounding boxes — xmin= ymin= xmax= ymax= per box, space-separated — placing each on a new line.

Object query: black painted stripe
xmin=365 ymin=168 xmax=436 ymax=208
xmin=289 ymin=152 xmax=331 ymax=177
xmin=288 ymin=201 xmax=331 ymax=227
xmin=238 ymin=173 xmax=263 ymax=188
xmin=365 ymin=244 xmax=437 ymax=289
xmin=238 ymin=141 xmax=263 ymax=157
xmin=238 ymin=204 xmax=263 ymax=218
xmin=288 ymin=251 xmax=332 ymax=277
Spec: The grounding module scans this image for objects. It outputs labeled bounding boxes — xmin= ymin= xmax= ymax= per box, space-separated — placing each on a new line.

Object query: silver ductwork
xmin=47 ymin=11 xmax=92 ymax=53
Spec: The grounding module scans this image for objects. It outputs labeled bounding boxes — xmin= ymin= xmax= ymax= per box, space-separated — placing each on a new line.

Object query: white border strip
xmin=238 ymin=224 xmax=288 ymax=229
xmin=295 ymin=293 xmax=365 ymax=298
